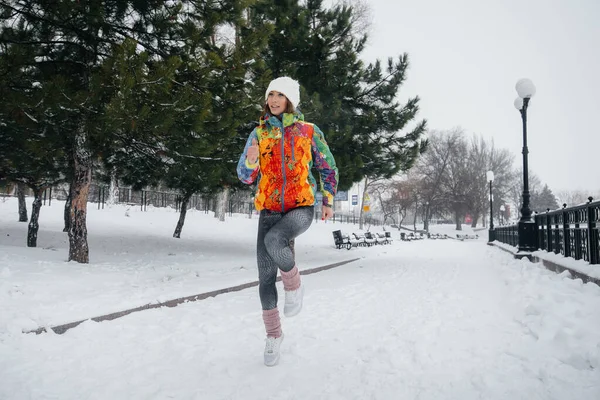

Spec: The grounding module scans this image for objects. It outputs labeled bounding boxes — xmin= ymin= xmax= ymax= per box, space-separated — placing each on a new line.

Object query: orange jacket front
xmin=237 ymin=112 xmax=338 ymax=212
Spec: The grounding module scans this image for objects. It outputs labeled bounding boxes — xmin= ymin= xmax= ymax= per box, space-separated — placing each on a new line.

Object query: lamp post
xmin=514 ymin=78 xmax=537 ymax=254
xmin=424 ymin=201 xmax=429 ymax=232
xmin=487 ymin=170 xmax=494 ymax=243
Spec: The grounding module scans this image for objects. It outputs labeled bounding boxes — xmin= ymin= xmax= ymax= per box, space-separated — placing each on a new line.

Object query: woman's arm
xmin=311 ymin=124 xmax=339 ymax=207
xmin=237 ymin=129 xmax=260 ymax=184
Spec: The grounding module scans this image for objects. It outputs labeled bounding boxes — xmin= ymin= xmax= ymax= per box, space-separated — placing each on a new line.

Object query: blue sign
xmin=352 ymin=194 xmax=358 ymax=205
xmin=335 ymin=191 xmax=348 ymax=201
xmin=315 ymin=191 xmax=348 ymax=202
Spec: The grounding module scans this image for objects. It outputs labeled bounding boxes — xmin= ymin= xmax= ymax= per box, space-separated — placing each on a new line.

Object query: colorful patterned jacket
xmin=237 ymin=112 xmax=338 ymax=213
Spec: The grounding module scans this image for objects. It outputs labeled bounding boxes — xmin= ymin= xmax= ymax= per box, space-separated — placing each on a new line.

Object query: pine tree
xmin=155 ymin=1 xmax=272 ymax=236
xmin=94 ymin=38 xmax=198 ymax=191
xmin=251 ymin=0 xmax=427 ymax=191
xmin=0 ymin=18 xmax=70 ymax=246
xmin=1 ymin=1 xmax=236 ymax=260
xmin=2 ymin=1 xmax=174 ymax=261
xmin=531 ymin=184 xmax=559 ymax=213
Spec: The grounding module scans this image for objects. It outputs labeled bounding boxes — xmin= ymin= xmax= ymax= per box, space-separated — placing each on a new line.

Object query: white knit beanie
xmin=264 ymin=77 xmax=300 ymax=109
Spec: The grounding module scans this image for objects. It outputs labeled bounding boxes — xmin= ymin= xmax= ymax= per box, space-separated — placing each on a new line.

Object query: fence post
xmin=562 ymin=204 xmax=570 ymax=258
xmin=534 ymin=214 xmax=540 ymax=249
xmin=588 ymin=197 xmax=598 ymax=265
xmin=574 ymin=216 xmax=582 ymax=260
xmin=554 ymin=214 xmax=561 ymax=254
xmin=546 ymin=211 xmax=552 ymax=253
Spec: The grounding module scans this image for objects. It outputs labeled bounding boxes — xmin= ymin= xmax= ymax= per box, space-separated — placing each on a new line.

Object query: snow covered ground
xmin=1 ymin=197 xmax=599 ymax=400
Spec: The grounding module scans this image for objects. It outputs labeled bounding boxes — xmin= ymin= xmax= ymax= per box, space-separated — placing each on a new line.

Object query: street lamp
xmin=514 ymin=78 xmax=537 ymax=254
xmin=487 ymin=170 xmax=494 ymax=243
xmin=424 ymin=201 xmax=429 ymax=232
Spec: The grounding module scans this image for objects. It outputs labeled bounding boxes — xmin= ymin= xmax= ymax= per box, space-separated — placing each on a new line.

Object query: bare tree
xmin=508 ymin=168 xmax=541 ymax=218
xmin=463 ymin=136 xmax=515 ymax=227
xmin=413 ymin=129 xmax=462 ymax=228
xmin=487 ymin=145 xmax=516 ymax=225
xmin=369 ymin=180 xmax=394 ymax=227
xmin=334 ymin=0 xmax=373 ymax=38
xmin=442 ymin=134 xmax=471 ymax=230
xmin=410 ymin=129 xmax=517 ymax=230
xmin=381 ymin=177 xmax=418 ymax=228
xmin=555 ymin=190 xmax=596 ymax=207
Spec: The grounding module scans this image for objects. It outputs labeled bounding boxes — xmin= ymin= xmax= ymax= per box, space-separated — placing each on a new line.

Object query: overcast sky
xmin=358 ymin=0 xmax=599 ymax=194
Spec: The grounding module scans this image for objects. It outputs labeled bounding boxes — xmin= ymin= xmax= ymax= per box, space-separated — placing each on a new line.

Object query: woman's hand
xmin=322 ymin=205 xmax=333 ymax=221
xmin=247 ymin=138 xmax=259 ymax=164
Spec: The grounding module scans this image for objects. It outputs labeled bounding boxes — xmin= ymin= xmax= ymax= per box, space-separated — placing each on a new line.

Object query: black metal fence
xmin=90 ymin=185 xmax=254 ymax=215
xmin=494 ymin=224 xmax=518 ymax=247
xmin=30 ymin=183 xmax=386 ymax=225
xmin=494 ymin=197 xmax=600 ymax=265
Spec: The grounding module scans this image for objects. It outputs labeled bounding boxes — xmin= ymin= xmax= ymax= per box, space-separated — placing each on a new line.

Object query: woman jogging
xmin=237 ymin=76 xmax=338 ymax=366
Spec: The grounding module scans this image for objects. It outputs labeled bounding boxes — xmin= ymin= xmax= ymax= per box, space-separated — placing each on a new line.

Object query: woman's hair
xmin=262 ymin=95 xmax=295 ymax=117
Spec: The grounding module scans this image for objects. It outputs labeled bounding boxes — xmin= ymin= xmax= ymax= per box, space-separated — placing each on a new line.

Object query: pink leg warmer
xmin=262 ymin=308 xmax=282 ymax=338
xmin=280 ymin=265 xmax=301 ymax=291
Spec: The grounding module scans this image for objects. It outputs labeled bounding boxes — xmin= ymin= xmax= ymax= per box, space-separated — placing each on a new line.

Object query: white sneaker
xmin=284 ymin=284 xmax=304 ymax=317
xmin=264 ymin=333 xmax=284 ymax=366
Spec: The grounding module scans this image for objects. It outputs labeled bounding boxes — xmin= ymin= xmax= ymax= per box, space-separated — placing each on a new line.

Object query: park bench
xmin=332 ymin=230 xmax=352 ymax=250
xmin=427 ymin=233 xmax=448 ymax=240
xmin=375 ymin=232 xmax=392 ymax=245
xmin=352 ymin=232 xmax=376 ymax=247
xmin=332 ymin=230 xmax=393 ymax=249
xmin=400 ymin=232 xmax=425 ymax=241
xmin=364 ymin=232 xmax=385 ymax=245
xmin=456 ymin=233 xmax=479 ymax=240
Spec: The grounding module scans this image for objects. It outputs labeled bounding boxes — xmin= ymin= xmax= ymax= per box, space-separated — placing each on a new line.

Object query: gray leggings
xmin=257 ymin=206 xmax=314 ymax=310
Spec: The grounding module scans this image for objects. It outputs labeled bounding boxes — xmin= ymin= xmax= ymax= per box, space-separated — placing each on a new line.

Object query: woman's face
xmin=266 ymin=90 xmax=288 ymax=115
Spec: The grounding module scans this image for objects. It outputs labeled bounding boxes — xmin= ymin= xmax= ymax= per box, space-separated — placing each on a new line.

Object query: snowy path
xmin=2 ymin=239 xmax=599 ymax=400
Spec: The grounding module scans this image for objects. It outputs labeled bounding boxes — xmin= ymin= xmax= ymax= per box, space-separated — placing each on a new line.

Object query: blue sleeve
xmin=237 ymin=129 xmax=260 ymax=184
xmin=311 ymin=124 xmax=338 ymax=206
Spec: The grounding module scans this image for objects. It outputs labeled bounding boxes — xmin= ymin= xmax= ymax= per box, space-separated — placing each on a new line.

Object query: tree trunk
xmin=63 ymin=187 xmax=71 ymax=232
xmin=398 ymin=210 xmax=406 ymax=229
xmin=173 ymin=193 xmax=191 ymax=238
xmin=218 ymin=187 xmax=229 ymax=222
xmin=471 ymin=213 xmax=479 ymax=228
xmin=68 ymin=129 xmax=92 ymax=263
xmin=107 ymin=167 xmax=119 ymax=205
xmin=413 ymin=199 xmax=418 ymax=231
xmin=454 ymin=210 xmax=462 ymax=231
xmin=17 ymin=183 xmax=28 ymax=222
xmin=359 ymin=177 xmax=368 ymax=230
xmin=214 ymin=189 xmax=228 ymax=221
xmin=27 ymin=188 xmax=44 ymax=247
